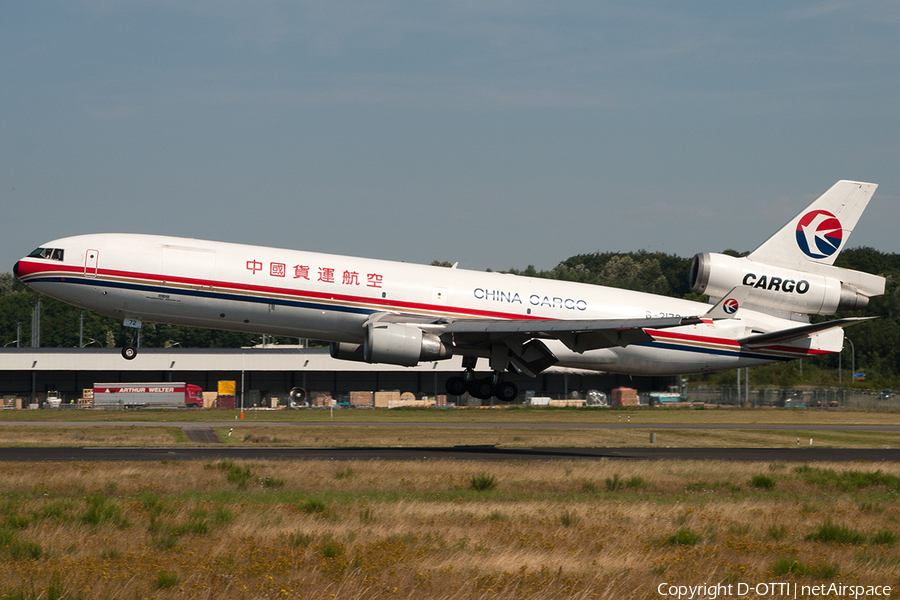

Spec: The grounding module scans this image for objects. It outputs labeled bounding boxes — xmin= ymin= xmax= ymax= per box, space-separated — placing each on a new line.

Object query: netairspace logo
xmin=657 ymin=582 xmax=893 ymax=599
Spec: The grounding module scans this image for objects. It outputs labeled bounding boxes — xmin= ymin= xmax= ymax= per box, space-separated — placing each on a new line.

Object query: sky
xmin=2 ymin=1 xmax=900 ymax=274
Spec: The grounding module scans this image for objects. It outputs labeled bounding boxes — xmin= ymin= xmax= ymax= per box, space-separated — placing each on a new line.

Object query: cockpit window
xmin=28 ymin=247 xmax=64 ymax=261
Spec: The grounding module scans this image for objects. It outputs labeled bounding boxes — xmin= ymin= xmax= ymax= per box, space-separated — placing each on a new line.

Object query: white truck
xmin=92 ymin=383 xmax=204 ymax=409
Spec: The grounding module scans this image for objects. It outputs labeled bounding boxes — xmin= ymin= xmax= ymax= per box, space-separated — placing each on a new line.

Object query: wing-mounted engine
xmin=330 ymin=322 xmax=452 ymax=367
xmin=689 ymin=252 xmax=884 ymax=316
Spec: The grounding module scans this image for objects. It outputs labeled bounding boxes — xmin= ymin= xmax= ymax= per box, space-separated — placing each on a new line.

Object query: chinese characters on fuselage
xmin=245 ymin=260 xmax=383 ymax=288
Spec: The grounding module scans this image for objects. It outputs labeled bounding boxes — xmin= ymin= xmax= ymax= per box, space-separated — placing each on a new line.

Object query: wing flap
xmin=442 ymin=316 xmax=702 ymax=352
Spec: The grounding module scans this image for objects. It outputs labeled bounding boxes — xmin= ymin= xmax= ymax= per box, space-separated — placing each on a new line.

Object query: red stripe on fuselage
xmin=16 ymin=259 xmax=548 ymax=322
xmin=648 ymin=328 xmax=833 ymax=357
xmin=646 ymin=328 xmax=741 ymax=347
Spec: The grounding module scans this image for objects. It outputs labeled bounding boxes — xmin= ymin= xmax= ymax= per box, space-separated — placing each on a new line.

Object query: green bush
xmin=9 ymin=541 xmax=42 ymax=560
xmin=155 ymin=571 xmax=179 ymax=589
xmin=665 ymin=528 xmax=701 ymax=546
xmin=300 ymin=499 xmax=329 ymax=516
xmin=79 ymin=496 xmax=127 ymax=529
xmin=750 ymin=475 xmax=776 ymax=489
xmin=560 ymin=511 xmax=580 ymax=527
xmin=793 ymin=466 xmax=900 ymax=491
xmin=872 ymin=530 xmax=897 ymax=546
xmin=772 ymin=557 xmax=806 ymax=576
xmin=805 ymin=521 xmax=866 ymax=544
xmin=320 ymin=540 xmax=345 ymax=559
xmin=215 ymin=461 xmax=253 ymax=489
xmin=470 ymin=473 xmax=497 ymax=491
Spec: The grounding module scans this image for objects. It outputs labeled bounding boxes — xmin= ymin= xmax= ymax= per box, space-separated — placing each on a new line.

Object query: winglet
xmin=704 ymin=286 xmax=751 ymax=319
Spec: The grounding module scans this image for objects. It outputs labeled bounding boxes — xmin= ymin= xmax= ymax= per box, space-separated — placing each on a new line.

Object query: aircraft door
xmin=84 ymin=249 xmax=99 ymax=278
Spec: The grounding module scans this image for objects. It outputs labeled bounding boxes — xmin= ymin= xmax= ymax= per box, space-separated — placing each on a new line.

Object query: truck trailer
xmin=92 ymin=383 xmax=203 ymax=409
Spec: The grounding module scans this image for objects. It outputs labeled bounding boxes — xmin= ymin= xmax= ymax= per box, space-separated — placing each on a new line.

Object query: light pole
xmin=846 ymin=337 xmax=855 ymax=384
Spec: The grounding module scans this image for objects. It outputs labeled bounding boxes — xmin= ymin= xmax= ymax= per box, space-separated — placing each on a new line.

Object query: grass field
xmin=0 ymin=459 xmax=898 ymax=599
xmin=1 ymin=406 xmax=898 ymax=449
xmin=0 ymin=424 xmax=897 ymax=449
xmin=1 ymin=405 xmax=900 ymax=425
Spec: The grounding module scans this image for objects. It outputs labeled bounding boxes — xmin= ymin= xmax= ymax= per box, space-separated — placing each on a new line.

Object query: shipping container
xmin=93 ymin=383 xmax=204 ymax=409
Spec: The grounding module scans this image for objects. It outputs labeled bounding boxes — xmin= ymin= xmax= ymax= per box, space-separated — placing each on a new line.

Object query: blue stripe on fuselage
xmin=644 ymin=341 xmax=793 ymax=362
xmin=24 ymin=276 xmax=377 ymax=317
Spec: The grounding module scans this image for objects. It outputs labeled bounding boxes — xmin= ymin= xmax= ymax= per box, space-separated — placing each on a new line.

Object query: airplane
xmin=13 ymin=180 xmax=886 ymax=402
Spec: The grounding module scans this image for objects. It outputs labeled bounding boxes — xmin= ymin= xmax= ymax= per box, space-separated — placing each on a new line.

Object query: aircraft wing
xmin=737 ymin=317 xmax=874 ymax=347
xmin=440 ymin=315 xmax=703 ymax=353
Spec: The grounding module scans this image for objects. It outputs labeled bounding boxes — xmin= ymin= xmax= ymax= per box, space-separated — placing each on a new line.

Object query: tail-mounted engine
xmin=690 ymin=252 xmax=877 ymax=315
xmin=330 ymin=322 xmax=452 ymax=367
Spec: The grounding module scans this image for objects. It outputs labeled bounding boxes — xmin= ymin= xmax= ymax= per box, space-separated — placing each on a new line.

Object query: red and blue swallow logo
xmin=723 ymin=298 xmax=739 ymax=315
xmin=795 ymin=210 xmax=843 ymax=259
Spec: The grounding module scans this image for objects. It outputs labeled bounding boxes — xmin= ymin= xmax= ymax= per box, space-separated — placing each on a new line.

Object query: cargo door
xmin=84 ymin=249 xmax=99 ymax=278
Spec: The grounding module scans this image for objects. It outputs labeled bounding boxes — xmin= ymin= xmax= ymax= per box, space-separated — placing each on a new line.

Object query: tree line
xmin=3 ymin=246 xmax=898 ymax=386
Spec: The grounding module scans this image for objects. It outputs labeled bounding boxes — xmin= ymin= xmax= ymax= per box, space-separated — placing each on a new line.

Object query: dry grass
xmin=0 ymin=424 xmax=897 ymax=448
xmin=0 ymin=425 xmax=186 ymax=447
xmin=2 ymin=405 xmax=900 ymax=426
xmin=0 ymin=459 xmax=898 ymax=598
xmin=219 ymin=425 xmax=900 ymax=448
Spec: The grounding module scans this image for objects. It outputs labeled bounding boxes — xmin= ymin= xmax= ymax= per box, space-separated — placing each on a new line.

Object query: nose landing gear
xmin=120 ymin=318 xmax=142 ymax=360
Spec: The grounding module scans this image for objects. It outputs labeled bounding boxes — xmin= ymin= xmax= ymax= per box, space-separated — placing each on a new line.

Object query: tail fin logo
xmin=722 ymin=298 xmax=739 ymax=315
xmin=795 ymin=210 xmax=843 ymax=259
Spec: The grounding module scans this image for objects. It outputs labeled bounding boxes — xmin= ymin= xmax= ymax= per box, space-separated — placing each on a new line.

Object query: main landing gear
xmin=444 ymin=358 xmax=519 ymax=402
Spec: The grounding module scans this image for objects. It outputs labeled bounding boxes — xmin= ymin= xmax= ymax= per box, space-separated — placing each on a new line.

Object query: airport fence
xmin=688 ymin=386 xmax=897 ymax=411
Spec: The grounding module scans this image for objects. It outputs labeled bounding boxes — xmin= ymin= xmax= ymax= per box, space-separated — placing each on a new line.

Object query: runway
xmin=2 ymin=446 xmax=899 ymax=462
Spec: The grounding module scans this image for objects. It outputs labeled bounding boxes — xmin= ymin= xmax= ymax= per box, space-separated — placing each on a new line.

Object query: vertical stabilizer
xmin=748 ymin=180 xmax=877 ymax=270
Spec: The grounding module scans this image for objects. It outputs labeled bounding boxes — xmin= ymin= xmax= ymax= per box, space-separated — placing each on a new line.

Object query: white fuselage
xmin=15 ymin=233 xmax=833 ymax=376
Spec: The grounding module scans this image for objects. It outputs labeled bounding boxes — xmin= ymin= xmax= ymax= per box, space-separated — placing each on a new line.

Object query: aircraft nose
xmin=12 ymin=261 xmax=19 ymax=280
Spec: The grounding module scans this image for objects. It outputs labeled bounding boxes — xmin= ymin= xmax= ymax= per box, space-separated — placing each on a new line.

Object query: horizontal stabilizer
xmin=737 ymin=317 xmax=874 ymax=347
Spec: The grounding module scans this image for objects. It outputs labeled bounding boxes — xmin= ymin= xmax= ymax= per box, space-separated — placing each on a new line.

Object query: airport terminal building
xmin=0 ymin=347 xmax=676 ymax=407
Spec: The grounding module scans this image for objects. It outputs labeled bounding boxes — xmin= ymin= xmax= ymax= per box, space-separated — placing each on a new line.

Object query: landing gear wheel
xmin=445 ymin=376 xmax=469 ymax=396
xmin=495 ymin=381 xmax=518 ymax=403
xmin=122 ymin=345 xmax=137 ymax=360
xmin=469 ymin=377 xmax=496 ymax=400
